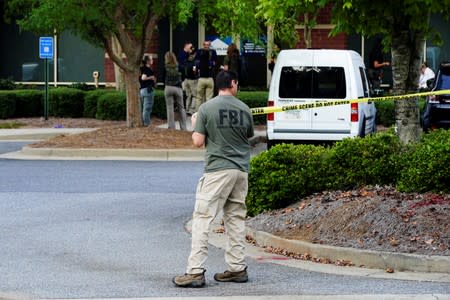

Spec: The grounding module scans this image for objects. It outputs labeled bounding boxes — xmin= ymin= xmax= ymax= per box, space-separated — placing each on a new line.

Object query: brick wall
xmin=296 ymin=29 xmax=347 ymax=49
xmin=295 ymin=4 xmax=347 ymax=50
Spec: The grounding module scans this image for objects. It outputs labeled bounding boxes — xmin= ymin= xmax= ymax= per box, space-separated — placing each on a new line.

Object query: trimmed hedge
xmin=327 ymin=132 xmax=402 ymax=189
xmin=84 ymin=89 xmax=115 ymax=118
xmin=375 ymin=97 xmax=427 ymax=127
xmin=14 ymin=90 xmax=44 ymax=117
xmin=96 ymin=91 xmax=126 ymax=120
xmin=397 ymin=129 xmax=450 ymax=193
xmin=0 ymin=91 xmax=16 ymax=118
xmin=247 ymin=129 xmax=450 ymax=216
xmin=49 ymin=87 xmax=85 ymax=117
xmin=247 ymin=143 xmax=330 ymax=216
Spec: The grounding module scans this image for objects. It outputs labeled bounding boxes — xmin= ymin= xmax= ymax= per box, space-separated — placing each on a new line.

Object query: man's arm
xmin=192 ymin=132 xmax=205 ymax=148
xmin=191 ymin=113 xmax=205 ymax=147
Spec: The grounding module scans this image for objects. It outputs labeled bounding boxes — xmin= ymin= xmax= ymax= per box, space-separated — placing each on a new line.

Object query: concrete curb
xmin=6 ymin=146 xmax=206 ymax=161
xmin=184 ymin=217 xmax=450 ymax=283
xmin=0 ymin=128 xmax=95 ymax=140
xmin=246 ymin=227 xmax=450 ymax=274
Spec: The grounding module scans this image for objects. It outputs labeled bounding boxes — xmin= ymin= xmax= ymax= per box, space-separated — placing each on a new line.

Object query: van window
xmin=279 ymin=66 xmax=346 ymax=99
xmin=359 ymin=67 xmax=370 ymax=97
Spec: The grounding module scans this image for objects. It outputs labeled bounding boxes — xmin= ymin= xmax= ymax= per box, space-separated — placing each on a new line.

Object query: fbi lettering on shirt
xmin=218 ymin=109 xmax=250 ymax=128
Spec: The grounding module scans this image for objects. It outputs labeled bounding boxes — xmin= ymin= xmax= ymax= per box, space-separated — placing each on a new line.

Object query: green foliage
xmin=247 ymin=131 xmax=406 ymax=215
xmin=13 ymin=90 xmax=44 ymax=117
xmin=247 ymin=143 xmax=330 ymax=216
xmin=327 ymin=132 xmax=403 ymax=189
xmin=331 ymin=0 xmax=450 ymax=45
xmin=49 ymin=88 xmax=85 ymax=117
xmin=84 ymin=89 xmax=115 ymax=118
xmin=397 ymin=129 xmax=450 ymax=193
xmin=209 ymin=0 xmax=262 ymax=42
xmin=152 ymin=89 xmax=168 ymax=119
xmin=0 ymin=77 xmax=16 ymax=90
xmin=375 ymin=100 xmax=395 ymax=127
xmin=256 ymin=0 xmax=328 ymax=48
xmin=375 ymin=97 xmax=427 ymax=127
xmin=0 ymin=92 xmax=16 ymax=118
xmin=238 ymin=90 xmax=268 ymax=125
xmin=0 ymin=121 xmax=25 ymax=129
xmin=96 ymin=92 xmax=126 ymax=120
xmin=69 ymin=82 xmax=95 ymax=91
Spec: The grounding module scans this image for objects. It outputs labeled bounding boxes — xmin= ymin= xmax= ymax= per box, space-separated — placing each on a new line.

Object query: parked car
xmin=422 ymin=61 xmax=450 ymax=132
xmin=266 ymin=49 xmax=376 ymax=148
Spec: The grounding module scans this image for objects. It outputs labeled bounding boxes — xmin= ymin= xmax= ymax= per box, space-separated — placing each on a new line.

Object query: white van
xmin=266 ymin=49 xmax=376 ymax=147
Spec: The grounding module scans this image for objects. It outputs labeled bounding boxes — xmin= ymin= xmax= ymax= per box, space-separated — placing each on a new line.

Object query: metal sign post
xmin=39 ymin=37 xmax=54 ymax=120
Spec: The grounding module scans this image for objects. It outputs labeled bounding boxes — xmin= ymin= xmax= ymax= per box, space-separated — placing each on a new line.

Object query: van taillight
xmin=267 ymin=100 xmax=274 ymax=121
xmin=351 ymin=103 xmax=358 ymax=122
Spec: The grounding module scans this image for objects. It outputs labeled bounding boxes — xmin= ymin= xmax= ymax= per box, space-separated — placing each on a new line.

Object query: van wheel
xmin=359 ymin=116 xmax=367 ymax=138
xmin=266 ymin=138 xmax=277 ymax=150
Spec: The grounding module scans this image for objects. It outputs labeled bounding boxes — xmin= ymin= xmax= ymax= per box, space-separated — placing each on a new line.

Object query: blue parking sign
xmin=39 ymin=37 xmax=54 ymax=59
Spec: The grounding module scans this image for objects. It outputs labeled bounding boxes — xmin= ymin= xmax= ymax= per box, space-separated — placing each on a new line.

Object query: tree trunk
xmin=391 ymin=29 xmax=423 ymax=144
xmin=303 ymin=13 xmax=312 ymax=49
xmin=111 ymin=36 xmax=126 ymax=91
xmin=123 ymin=69 xmax=142 ymax=128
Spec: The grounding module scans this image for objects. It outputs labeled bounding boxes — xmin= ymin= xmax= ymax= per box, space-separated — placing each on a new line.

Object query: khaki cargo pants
xmin=187 ymin=169 xmax=248 ymax=274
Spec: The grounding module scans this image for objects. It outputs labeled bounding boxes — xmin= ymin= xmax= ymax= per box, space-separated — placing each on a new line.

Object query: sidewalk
xmin=0 ymin=125 xmax=449 ymax=283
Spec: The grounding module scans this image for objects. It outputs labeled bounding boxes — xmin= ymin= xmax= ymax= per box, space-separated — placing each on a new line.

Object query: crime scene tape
xmin=250 ymin=89 xmax=450 ymax=115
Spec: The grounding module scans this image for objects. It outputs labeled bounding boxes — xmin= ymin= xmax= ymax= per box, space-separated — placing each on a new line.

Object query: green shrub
xmin=96 ymin=92 xmax=126 ymax=120
xmin=397 ymin=129 xmax=450 ymax=193
xmin=327 ymin=132 xmax=402 ymax=189
xmin=238 ymin=90 xmax=268 ymax=125
xmin=69 ymin=82 xmax=95 ymax=91
xmin=246 ymin=143 xmax=330 ymax=216
xmin=0 ymin=77 xmax=16 ymax=90
xmin=375 ymin=100 xmax=395 ymax=127
xmin=49 ymin=87 xmax=85 ymax=117
xmin=84 ymin=89 xmax=115 ymax=118
xmin=375 ymin=97 xmax=427 ymax=127
xmin=152 ymin=89 xmax=167 ymax=119
xmin=0 ymin=91 xmax=16 ymax=118
xmin=14 ymin=90 xmax=44 ymax=117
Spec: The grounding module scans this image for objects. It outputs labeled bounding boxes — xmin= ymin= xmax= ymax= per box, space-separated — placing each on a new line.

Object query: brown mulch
xmin=28 ymin=126 xmax=197 ymax=149
xmin=247 ymin=186 xmax=450 ymax=256
xmin=2 ymin=117 xmax=449 ymax=259
xmin=2 ymin=117 xmax=196 ymax=149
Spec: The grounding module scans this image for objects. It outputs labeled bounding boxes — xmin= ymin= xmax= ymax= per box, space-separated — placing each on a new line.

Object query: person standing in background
xmin=194 ymin=40 xmax=217 ymax=111
xmin=223 ymin=43 xmax=240 ymax=76
xmin=418 ymin=62 xmax=435 ymax=90
xmin=164 ymin=51 xmax=187 ymax=130
xmin=139 ymin=55 xmax=156 ymax=126
xmin=182 ymin=46 xmax=198 ymax=115
xmin=368 ymin=38 xmax=390 ymax=90
xmin=178 ymin=42 xmax=197 ymax=114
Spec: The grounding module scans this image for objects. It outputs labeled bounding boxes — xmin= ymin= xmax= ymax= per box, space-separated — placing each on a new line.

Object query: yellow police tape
xmin=250 ymin=89 xmax=450 ymax=115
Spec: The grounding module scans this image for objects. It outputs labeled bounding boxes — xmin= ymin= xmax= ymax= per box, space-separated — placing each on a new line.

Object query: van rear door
xmin=310 ymin=66 xmax=350 ymax=133
xmin=276 ymin=65 xmax=350 ymax=133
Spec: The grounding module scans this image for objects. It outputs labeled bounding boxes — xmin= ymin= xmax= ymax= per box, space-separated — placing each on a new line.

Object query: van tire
xmin=359 ymin=116 xmax=367 ymax=138
xmin=266 ymin=138 xmax=277 ymax=150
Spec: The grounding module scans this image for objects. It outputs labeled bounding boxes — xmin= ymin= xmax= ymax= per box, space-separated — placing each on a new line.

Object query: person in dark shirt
xmin=194 ymin=40 xmax=217 ymax=110
xmin=368 ymin=38 xmax=390 ymax=90
xmin=139 ymin=55 xmax=156 ymax=126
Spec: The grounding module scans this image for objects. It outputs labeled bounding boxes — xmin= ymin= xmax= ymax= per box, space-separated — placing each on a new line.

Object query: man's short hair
xmin=215 ymin=70 xmax=238 ymax=90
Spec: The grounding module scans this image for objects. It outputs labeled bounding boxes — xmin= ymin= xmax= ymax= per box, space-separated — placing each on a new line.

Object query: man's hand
xmin=191 ymin=112 xmax=198 ymax=129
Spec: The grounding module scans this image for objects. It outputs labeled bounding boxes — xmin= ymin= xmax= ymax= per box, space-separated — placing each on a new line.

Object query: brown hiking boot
xmin=214 ymin=267 xmax=248 ymax=283
xmin=172 ymin=270 xmax=206 ymax=288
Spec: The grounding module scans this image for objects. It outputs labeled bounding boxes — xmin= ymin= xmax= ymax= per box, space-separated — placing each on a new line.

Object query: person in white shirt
xmin=418 ymin=62 xmax=435 ymax=89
